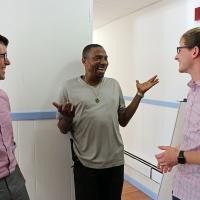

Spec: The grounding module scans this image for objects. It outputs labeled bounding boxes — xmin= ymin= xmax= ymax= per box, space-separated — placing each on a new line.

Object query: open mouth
xmin=96 ymin=66 xmax=106 ymax=73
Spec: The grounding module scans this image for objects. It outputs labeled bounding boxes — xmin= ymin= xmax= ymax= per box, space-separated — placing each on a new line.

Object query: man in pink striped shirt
xmin=156 ymin=27 xmax=200 ymax=200
xmin=0 ymin=35 xmax=29 ymax=199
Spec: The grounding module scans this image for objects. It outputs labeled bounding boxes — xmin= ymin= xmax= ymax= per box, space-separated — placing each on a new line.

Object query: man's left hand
xmin=136 ymin=75 xmax=159 ymax=94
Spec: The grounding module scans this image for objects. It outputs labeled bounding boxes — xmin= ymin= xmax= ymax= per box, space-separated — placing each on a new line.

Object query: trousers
xmin=73 ymin=160 xmax=124 ymax=200
xmin=0 ymin=165 xmax=29 ymax=200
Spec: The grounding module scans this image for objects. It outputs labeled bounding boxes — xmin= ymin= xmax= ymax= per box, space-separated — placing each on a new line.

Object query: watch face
xmin=178 ymin=151 xmax=185 ymax=164
xmin=178 ymin=157 xmax=185 ymax=164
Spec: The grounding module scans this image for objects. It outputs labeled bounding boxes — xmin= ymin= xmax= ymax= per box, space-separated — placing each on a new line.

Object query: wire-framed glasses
xmin=176 ymin=46 xmax=191 ymax=54
xmin=0 ymin=53 xmax=7 ymax=61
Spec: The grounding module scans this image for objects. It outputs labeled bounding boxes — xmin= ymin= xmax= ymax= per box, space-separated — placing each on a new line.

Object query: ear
xmin=192 ymin=46 xmax=200 ymax=58
xmin=82 ymin=57 xmax=86 ymax=65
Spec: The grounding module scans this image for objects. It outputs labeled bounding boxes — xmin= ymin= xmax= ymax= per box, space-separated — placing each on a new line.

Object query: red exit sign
xmin=195 ymin=7 xmax=200 ymax=21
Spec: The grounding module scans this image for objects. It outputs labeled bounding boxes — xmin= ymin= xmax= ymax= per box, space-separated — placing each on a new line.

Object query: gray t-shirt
xmin=59 ymin=76 xmax=125 ymax=169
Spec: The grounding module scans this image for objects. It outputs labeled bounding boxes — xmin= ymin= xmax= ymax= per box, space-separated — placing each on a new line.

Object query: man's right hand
xmin=52 ymin=101 xmax=75 ymax=133
xmin=52 ymin=101 xmax=75 ymax=118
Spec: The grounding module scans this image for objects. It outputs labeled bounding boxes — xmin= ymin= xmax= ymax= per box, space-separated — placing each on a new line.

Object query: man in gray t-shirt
xmin=53 ymin=44 xmax=158 ymax=200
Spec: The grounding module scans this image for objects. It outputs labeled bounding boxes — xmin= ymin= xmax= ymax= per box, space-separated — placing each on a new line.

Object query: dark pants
xmin=172 ymin=196 xmax=181 ymax=200
xmin=73 ymin=161 xmax=124 ymax=200
xmin=0 ymin=165 xmax=30 ymax=200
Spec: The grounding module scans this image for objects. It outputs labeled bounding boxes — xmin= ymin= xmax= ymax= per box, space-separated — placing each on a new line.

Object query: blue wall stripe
xmin=124 ymin=174 xmax=158 ymax=200
xmin=11 ymin=111 xmax=57 ymax=121
xmin=11 ymin=97 xmax=179 ymax=121
xmin=124 ymin=96 xmax=179 ymax=109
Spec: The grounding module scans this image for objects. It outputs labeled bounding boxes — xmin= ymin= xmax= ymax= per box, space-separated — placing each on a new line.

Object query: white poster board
xmin=158 ymin=101 xmax=186 ymax=200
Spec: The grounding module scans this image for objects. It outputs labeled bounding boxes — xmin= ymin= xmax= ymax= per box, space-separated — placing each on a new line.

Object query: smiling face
xmin=175 ymin=28 xmax=200 ymax=78
xmin=175 ymin=38 xmax=196 ymax=74
xmin=82 ymin=47 xmax=108 ymax=83
xmin=0 ymin=43 xmax=10 ymax=80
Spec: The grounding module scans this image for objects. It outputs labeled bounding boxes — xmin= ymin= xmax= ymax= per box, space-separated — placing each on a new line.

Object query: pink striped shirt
xmin=0 ymin=89 xmax=17 ymax=178
xmin=173 ymin=80 xmax=200 ymax=200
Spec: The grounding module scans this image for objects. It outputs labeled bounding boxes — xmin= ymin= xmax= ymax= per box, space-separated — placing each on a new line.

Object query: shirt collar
xmin=187 ymin=80 xmax=200 ymax=88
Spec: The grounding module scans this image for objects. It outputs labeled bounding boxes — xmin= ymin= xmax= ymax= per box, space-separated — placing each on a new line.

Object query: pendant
xmin=95 ymin=98 xmax=100 ymax=103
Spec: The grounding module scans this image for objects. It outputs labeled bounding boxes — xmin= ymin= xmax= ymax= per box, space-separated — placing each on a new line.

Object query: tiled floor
xmin=122 ymin=181 xmax=151 ymax=200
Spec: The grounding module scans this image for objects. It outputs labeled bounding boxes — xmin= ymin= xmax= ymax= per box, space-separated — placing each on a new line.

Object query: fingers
xmin=71 ymin=104 xmax=75 ymax=115
xmin=155 ymin=153 xmax=163 ymax=159
xmin=162 ymin=166 xmax=170 ymax=173
xmin=151 ymin=79 xmax=159 ymax=85
xmin=137 ymin=75 xmax=159 ymax=84
xmin=158 ymin=146 xmax=171 ymax=150
xmin=52 ymin=102 xmax=60 ymax=109
xmin=62 ymin=102 xmax=71 ymax=111
xmin=147 ymin=75 xmax=159 ymax=87
xmin=157 ymin=163 xmax=172 ymax=173
xmin=52 ymin=102 xmax=62 ymax=113
xmin=52 ymin=101 xmax=75 ymax=116
xmin=155 ymin=154 xmax=167 ymax=166
xmin=62 ymin=101 xmax=73 ymax=111
xmin=148 ymin=75 xmax=158 ymax=82
xmin=136 ymin=76 xmax=159 ymax=93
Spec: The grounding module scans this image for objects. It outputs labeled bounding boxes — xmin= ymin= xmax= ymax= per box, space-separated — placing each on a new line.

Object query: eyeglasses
xmin=176 ymin=46 xmax=191 ymax=54
xmin=0 ymin=53 xmax=7 ymax=61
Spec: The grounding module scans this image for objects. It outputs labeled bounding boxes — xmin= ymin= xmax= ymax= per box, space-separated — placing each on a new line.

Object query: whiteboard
xmin=121 ymin=99 xmax=179 ymax=167
xmin=158 ymin=101 xmax=186 ymax=200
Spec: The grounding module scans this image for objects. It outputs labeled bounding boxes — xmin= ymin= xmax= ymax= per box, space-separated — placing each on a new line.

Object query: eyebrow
xmin=94 ymin=55 xmax=108 ymax=58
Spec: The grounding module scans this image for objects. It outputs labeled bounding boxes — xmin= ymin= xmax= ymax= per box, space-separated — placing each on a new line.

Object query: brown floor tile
xmin=122 ymin=181 xmax=151 ymax=200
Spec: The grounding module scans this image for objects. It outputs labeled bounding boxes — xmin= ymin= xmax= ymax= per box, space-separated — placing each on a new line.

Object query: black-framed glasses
xmin=0 ymin=53 xmax=7 ymax=61
xmin=176 ymin=46 xmax=191 ymax=54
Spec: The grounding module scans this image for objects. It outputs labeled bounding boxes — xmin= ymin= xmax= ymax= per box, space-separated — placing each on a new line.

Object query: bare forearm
xmin=184 ymin=151 xmax=200 ymax=164
xmin=119 ymin=93 xmax=142 ymax=127
xmin=57 ymin=117 xmax=73 ymax=134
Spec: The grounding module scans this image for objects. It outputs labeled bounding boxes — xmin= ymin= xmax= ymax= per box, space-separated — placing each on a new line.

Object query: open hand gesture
xmin=52 ymin=101 xmax=75 ymax=118
xmin=136 ymin=75 xmax=159 ymax=94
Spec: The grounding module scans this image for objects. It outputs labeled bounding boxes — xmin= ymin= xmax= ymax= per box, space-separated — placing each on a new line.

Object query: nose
xmin=5 ymin=58 xmax=11 ymax=65
xmin=174 ymin=53 xmax=178 ymax=61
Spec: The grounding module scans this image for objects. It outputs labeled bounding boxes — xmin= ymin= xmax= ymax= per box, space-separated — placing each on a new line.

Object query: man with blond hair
xmin=156 ymin=27 xmax=200 ymax=200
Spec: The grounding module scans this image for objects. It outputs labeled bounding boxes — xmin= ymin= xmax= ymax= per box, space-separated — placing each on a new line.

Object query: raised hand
xmin=136 ymin=75 xmax=159 ymax=94
xmin=52 ymin=101 xmax=75 ymax=118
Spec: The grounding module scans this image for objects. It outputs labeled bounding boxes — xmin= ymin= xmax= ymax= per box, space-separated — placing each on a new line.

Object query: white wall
xmin=94 ymin=0 xmax=200 ymax=100
xmin=0 ymin=0 xmax=92 ymax=199
xmin=13 ymin=120 xmax=74 ymax=200
xmin=93 ymin=0 xmax=200 ymax=197
xmin=0 ymin=0 xmax=92 ymax=112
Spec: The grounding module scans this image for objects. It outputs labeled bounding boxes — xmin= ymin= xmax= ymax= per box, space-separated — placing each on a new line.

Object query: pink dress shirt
xmin=173 ymin=80 xmax=200 ymax=200
xmin=0 ymin=89 xmax=17 ymax=178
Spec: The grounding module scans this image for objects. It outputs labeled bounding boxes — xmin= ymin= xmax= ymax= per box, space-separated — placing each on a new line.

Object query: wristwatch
xmin=137 ymin=92 xmax=144 ymax=98
xmin=177 ymin=150 xmax=185 ymax=164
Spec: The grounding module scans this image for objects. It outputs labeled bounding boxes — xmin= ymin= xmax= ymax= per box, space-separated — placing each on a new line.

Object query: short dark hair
xmin=82 ymin=44 xmax=103 ymax=58
xmin=181 ymin=27 xmax=200 ymax=49
xmin=0 ymin=34 xmax=9 ymax=46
